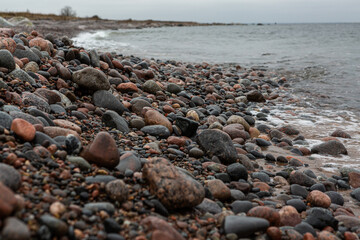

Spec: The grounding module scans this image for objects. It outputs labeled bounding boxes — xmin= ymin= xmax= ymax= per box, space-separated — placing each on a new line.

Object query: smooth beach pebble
xmin=11 ymin=118 xmax=36 ymax=142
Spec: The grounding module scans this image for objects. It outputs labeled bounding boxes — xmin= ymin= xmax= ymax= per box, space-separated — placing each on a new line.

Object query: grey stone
xmin=102 ymin=110 xmax=129 ymax=133
xmin=93 ymin=90 xmax=126 ymax=115
xmin=72 ymin=67 xmax=110 ymax=91
xmin=196 ymin=129 xmax=238 ymax=164
xmin=84 ymin=202 xmax=115 ymax=215
xmin=143 ymin=80 xmax=162 ymax=94
xmin=1 ymin=217 xmax=31 ymax=240
xmin=224 ymin=216 xmax=269 ymax=237
xmin=66 ymin=156 xmax=91 ymax=171
xmin=0 ymin=111 xmax=13 ymax=129
xmin=0 ymin=163 xmax=21 ymax=191
xmin=9 ymin=69 xmax=36 ymax=85
xmin=39 ymin=214 xmax=68 ymax=237
xmin=0 ymin=49 xmax=15 ymax=71
xmin=141 ymin=125 xmax=170 ymax=138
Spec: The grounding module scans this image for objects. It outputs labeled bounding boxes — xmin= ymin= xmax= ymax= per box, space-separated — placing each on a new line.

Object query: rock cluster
xmin=0 ymin=27 xmax=356 ymax=240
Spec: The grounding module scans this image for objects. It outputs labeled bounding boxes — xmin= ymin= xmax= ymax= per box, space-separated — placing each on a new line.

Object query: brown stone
xmin=278 ymin=206 xmax=301 ymax=226
xmin=34 ymin=88 xmax=61 ymax=104
xmin=206 ymin=179 xmax=231 ymax=201
xmin=303 ymin=233 xmax=316 ymax=240
xmin=266 ymin=226 xmax=282 ymax=240
xmin=223 ymin=124 xmax=249 ymax=140
xmin=0 ymin=37 xmax=16 ymax=53
xmin=226 ymin=115 xmax=250 ymax=131
xmin=144 ymin=109 xmax=173 ymax=133
xmin=249 ymin=127 xmax=260 ymax=138
xmin=186 ymin=110 xmax=199 ymax=122
xmin=43 ymin=126 xmax=80 ymax=139
xmin=11 ymin=118 xmax=36 ymax=142
xmin=112 ymin=60 xmax=124 ymax=70
xmin=81 ymin=132 xmax=119 ymax=168
xmin=0 ymin=28 xmax=15 ymax=37
xmin=344 ymin=232 xmax=359 ymax=240
xmin=167 ymin=136 xmax=186 ymax=147
xmin=229 ymin=182 xmax=251 ymax=193
xmin=335 ymin=215 xmax=360 ymax=229
xmin=141 ymin=216 xmax=185 ymax=240
xmin=348 ymin=172 xmax=360 ymax=188
xmin=53 ymin=119 xmax=82 ymax=134
xmin=247 ymin=206 xmax=280 ymax=226
xmin=117 ymin=82 xmax=138 ymax=93
xmin=247 ymin=90 xmax=266 ymax=102
xmin=331 ymin=129 xmax=351 ymax=139
xmin=318 ymin=231 xmax=341 ymax=240
xmin=307 ymin=190 xmax=331 ymax=208
xmin=143 ymin=158 xmax=205 ymax=209
xmin=105 ymin=180 xmax=129 ymax=203
xmin=253 ymin=182 xmax=271 ymax=192
xmin=0 ymin=182 xmax=17 ymax=218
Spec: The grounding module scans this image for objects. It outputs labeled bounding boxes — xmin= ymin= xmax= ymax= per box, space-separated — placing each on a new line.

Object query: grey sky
xmin=2 ymin=0 xmax=359 ymax=23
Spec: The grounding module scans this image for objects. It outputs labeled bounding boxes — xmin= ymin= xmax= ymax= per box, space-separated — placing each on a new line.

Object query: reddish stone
xmin=29 ymin=37 xmax=50 ymax=53
xmin=53 ymin=119 xmax=82 ymax=134
xmin=223 ymin=124 xmax=248 ymax=140
xmin=247 ymin=206 xmax=280 ymax=226
xmin=307 ymin=190 xmax=331 ymax=208
xmin=303 ymin=233 xmax=316 ymax=240
xmin=317 ymin=231 xmax=340 ymax=240
xmin=143 ymin=158 xmax=205 ymax=209
xmin=112 ymin=60 xmax=124 ymax=70
xmin=0 ymin=37 xmax=16 ymax=53
xmin=100 ymin=61 xmax=109 ymax=70
xmin=206 ymin=179 xmax=231 ymax=201
xmin=144 ymin=109 xmax=173 ymax=133
xmin=348 ymin=172 xmax=360 ymax=188
xmin=0 ymin=182 xmax=17 ymax=219
xmin=11 ymin=118 xmax=36 ymax=142
xmin=81 ymin=132 xmax=119 ymax=168
xmin=229 ymin=182 xmax=251 ymax=193
xmin=279 ymin=206 xmax=301 ymax=226
xmin=0 ymin=28 xmax=15 ymax=37
xmin=43 ymin=127 xmax=80 ymax=139
xmin=331 ymin=129 xmax=351 ymax=139
xmin=141 ymin=216 xmax=185 ymax=240
xmin=344 ymin=232 xmax=359 ymax=240
xmin=34 ymin=88 xmax=61 ymax=104
xmin=14 ymin=57 xmax=23 ymax=68
xmin=163 ymin=104 xmax=175 ymax=113
xmin=266 ymin=226 xmax=282 ymax=240
xmin=249 ymin=127 xmax=260 ymax=138
xmin=253 ymin=182 xmax=271 ymax=192
xmin=117 ymin=82 xmax=138 ymax=93
xmin=299 ymin=147 xmax=311 ymax=156
xmin=167 ymin=136 xmax=186 ymax=146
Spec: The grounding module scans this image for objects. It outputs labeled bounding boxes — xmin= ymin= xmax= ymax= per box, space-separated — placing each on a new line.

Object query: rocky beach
xmin=0 ymin=19 xmax=360 ymax=240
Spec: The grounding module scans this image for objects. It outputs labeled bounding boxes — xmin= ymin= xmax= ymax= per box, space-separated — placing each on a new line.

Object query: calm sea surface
xmin=73 ymin=23 xmax=360 ymax=112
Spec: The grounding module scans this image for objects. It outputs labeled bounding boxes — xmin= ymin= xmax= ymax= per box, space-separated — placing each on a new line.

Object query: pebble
xmin=279 ymin=205 xmax=302 ymax=226
xmin=141 ymin=216 xmax=185 ymax=240
xmin=307 ymin=190 xmax=331 ymax=208
xmin=106 ymin=179 xmax=129 ymax=203
xmin=116 ymin=151 xmax=142 ymax=173
xmin=72 ymin=67 xmax=110 ymax=90
xmin=11 ymin=118 xmax=36 ymax=142
xmin=311 ymin=140 xmax=348 ymax=156
xmin=81 ymin=131 xmax=120 ymax=168
xmin=196 ymin=129 xmax=238 ymax=164
xmin=39 ymin=214 xmax=68 ymax=237
xmin=231 ymin=200 xmax=253 ymax=214
xmin=143 ymin=157 xmax=205 ymax=209
xmin=223 ymin=216 xmax=269 ymax=237
xmin=206 ymin=179 xmax=231 ymax=201
xmin=247 ymin=206 xmax=280 ymax=226
xmin=0 ymin=182 xmax=17 ymax=218
xmin=102 ymin=110 xmax=129 ymax=133
xmin=93 ymin=90 xmax=127 ymax=115
xmin=0 ymin=49 xmax=16 ymax=71
xmin=1 ymin=217 xmax=31 ymax=240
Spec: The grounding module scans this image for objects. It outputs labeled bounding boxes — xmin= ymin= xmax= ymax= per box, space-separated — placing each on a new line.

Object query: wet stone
xmin=141 ymin=125 xmax=170 ymax=138
xmin=39 ymin=214 xmax=68 ymax=237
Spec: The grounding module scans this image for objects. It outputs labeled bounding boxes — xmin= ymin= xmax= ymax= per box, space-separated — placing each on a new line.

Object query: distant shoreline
xmin=1 ymin=11 xmax=244 ymax=38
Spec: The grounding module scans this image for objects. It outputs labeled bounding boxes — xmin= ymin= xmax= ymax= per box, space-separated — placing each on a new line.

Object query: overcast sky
xmin=2 ymin=0 xmax=360 ymax=23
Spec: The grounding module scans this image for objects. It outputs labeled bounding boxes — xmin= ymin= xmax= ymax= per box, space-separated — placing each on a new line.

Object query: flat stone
xmin=141 ymin=125 xmax=170 ymax=138
xmin=196 ymin=198 xmax=222 ymax=214
xmin=93 ymin=90 xmax=126 ymax=115
xmin=9 ymin=69 xmax=36 ymax=85
xmin=105 ymin=180 xmax=129 ymax=203
xmin=115 ymin=151 xmax=142 ymax=173
xmin=66 ymin=156 xmax=91 ymax=171
xmin=102 ymin=110 xmax=129 ymax=133
xmin=84 ymin=202 xmax=115 ymax=215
